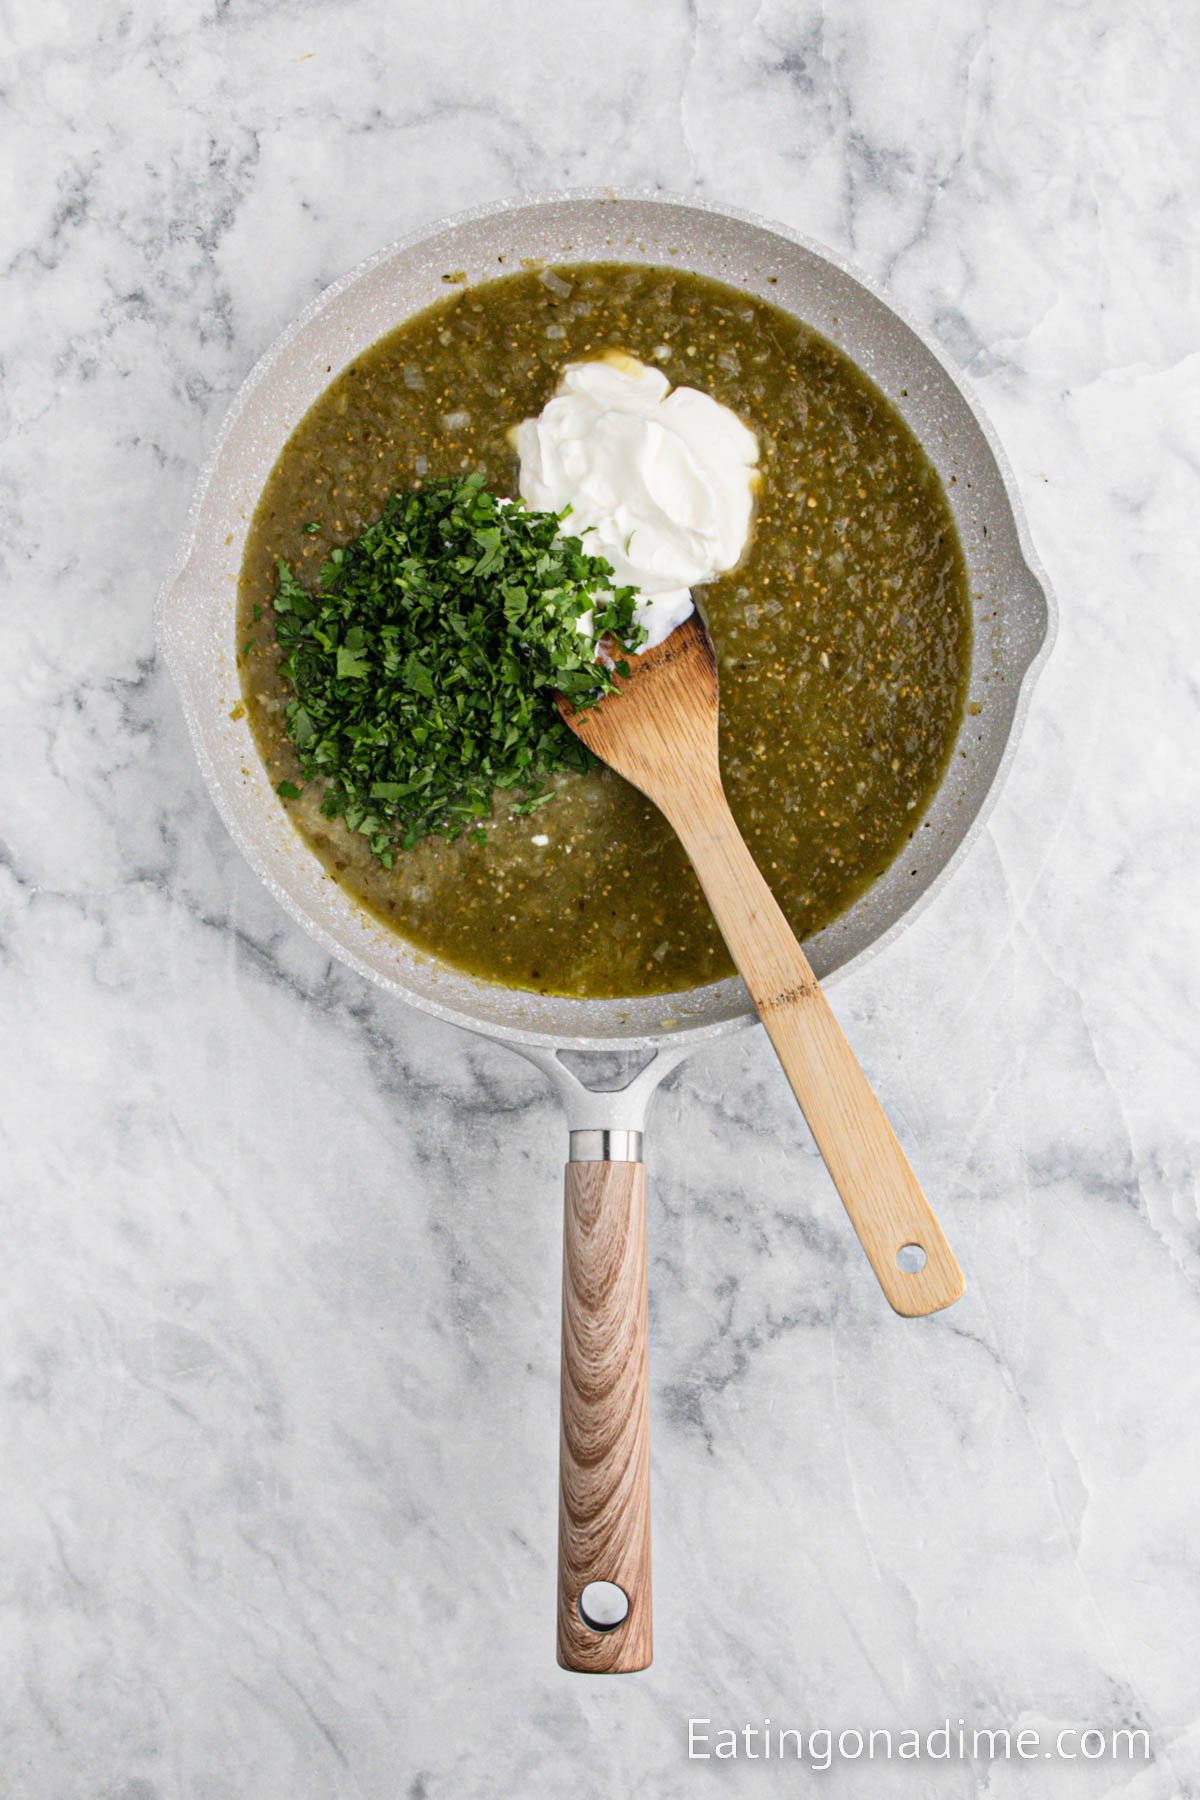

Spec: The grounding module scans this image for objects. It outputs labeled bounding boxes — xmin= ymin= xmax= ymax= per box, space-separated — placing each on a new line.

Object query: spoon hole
xmin=897 ymin=1243 xmax=927 ymax=1273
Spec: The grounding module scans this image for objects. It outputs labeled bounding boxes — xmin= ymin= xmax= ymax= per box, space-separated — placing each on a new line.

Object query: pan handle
xmin=556 ymin=1134 xmax=653 ymax=1672
xmin=504 ymin=1045 xmax=687 ymax=1671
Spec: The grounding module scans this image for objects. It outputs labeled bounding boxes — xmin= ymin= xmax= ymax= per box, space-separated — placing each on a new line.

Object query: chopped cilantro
xmin=271 ymin=475 xmax=644 ymax=858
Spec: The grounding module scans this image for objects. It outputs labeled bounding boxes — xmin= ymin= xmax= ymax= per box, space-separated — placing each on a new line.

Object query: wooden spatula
xmin=559 ymin=612 xmax=964 ymax=1319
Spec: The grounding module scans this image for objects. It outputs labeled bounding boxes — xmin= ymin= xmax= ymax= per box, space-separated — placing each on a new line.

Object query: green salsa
xmin=238 ymin=263 xmax=971 ymax=999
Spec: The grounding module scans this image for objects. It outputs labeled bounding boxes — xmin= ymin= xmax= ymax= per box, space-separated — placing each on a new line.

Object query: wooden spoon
xmin=558 ymin=613 xmax=964 ymax=1319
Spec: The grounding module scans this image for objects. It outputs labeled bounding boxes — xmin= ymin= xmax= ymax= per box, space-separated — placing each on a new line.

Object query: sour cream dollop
xmin=514 ymin=352 xmax=759 ymax=649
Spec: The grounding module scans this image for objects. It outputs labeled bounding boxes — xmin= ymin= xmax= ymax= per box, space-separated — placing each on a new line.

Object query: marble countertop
xmin=4 ymin=1 xmax=1198 ymax=1795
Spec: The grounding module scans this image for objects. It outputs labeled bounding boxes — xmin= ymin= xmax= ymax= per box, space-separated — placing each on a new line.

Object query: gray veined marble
xmin=2 ymin=1 xmax=1199 ymax=1797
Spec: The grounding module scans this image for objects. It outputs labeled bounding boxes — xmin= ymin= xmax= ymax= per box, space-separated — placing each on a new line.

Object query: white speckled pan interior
xmin=157 ymin=192 xmax=1054 ymax=1052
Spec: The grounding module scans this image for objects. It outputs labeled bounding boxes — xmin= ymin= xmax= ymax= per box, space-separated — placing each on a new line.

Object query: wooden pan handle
xmin=673 ymin=793 xmax=963 ymax=1317
xmin=557 ymin=1159 xmax=653 ymax=1672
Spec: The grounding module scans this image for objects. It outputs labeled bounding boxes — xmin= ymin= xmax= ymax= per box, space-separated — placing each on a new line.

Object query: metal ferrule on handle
xmin=569 ymin=1129 xmax=644 ymax=1163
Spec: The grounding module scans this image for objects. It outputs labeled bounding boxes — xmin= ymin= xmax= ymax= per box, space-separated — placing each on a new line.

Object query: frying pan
xmin=156 ymin=192 xmax=1053 ymax=1671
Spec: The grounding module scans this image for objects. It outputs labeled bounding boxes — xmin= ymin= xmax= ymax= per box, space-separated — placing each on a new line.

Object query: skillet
xmin=157 ymin=191 xmax=1054 ymax=1669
